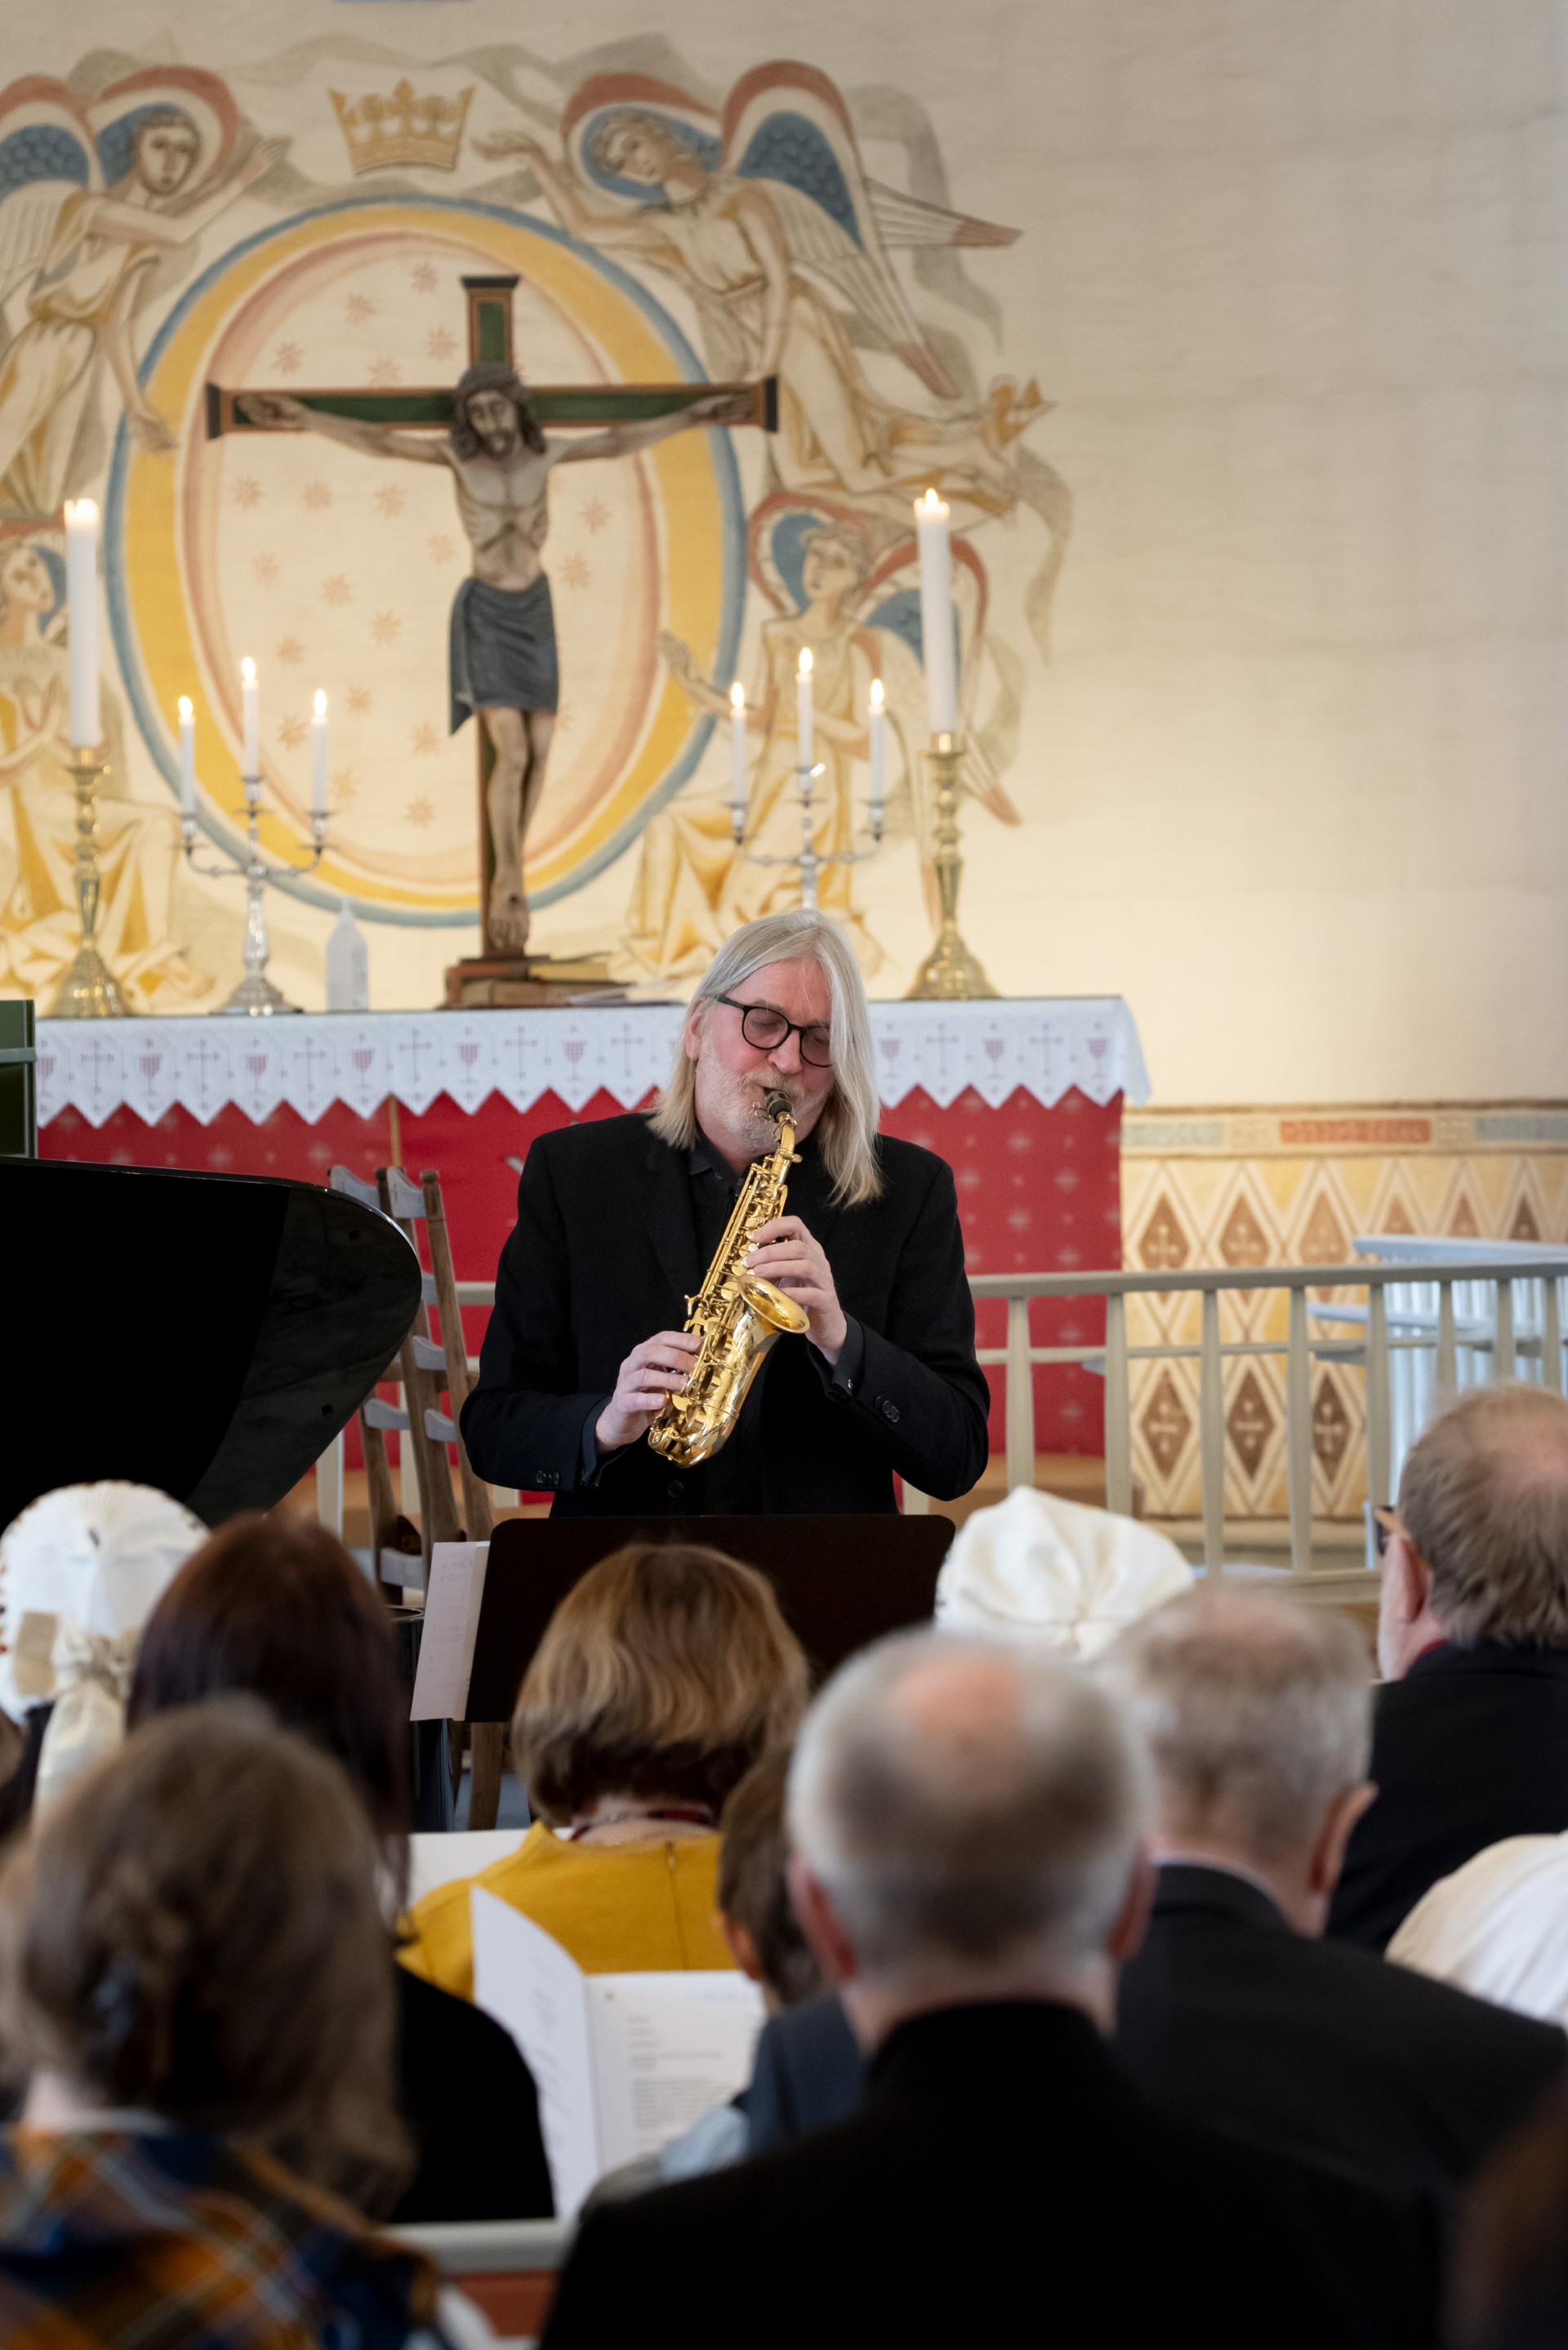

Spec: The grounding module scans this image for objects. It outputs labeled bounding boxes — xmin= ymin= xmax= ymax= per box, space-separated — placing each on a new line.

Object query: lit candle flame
xmin=798 ymin=647 xmax=813 ymax=676
xmin=730 ymin=680 xmax=745 ymax=711
xmin=920 ymin=488 xmax=941 ymax=514
xmin=241 ymin=656 xmax=256 ymax=684
xmin=314 ymin=689 xmax=327 ymax=720
xmin=178 ymin=695 xmax=193 ymax=720
xmin=869 ymin=677 xmax=884 ymax=711
xmin=64 ymin=498 xmax=99 ymax=528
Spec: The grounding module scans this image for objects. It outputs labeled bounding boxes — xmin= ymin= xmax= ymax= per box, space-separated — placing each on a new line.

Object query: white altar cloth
xmin=37 ymin=996 xmax=1149 ymax=1130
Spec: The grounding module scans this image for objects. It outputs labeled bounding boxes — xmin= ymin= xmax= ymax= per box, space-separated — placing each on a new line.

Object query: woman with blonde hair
xmin=0 ymin=1701 xmax=469 ymax=2347
xmin=402 ymin=1541 xmax=808 ymax=1999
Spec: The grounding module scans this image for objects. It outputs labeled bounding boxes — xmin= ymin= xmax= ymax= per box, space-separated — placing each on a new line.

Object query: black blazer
xmin=390 ymin=1967 xmax=554 ymax=2223
xmin=541 ymin=2002 xmax=1440 ymax=2350
xmin=462 ymin=1114 xmax=990 ymax=1514
xmin=1117 ymin=1864 xmax=1567 ymax=2198
xmin=1329 ymin=1643 xmax=1568 ymax=1952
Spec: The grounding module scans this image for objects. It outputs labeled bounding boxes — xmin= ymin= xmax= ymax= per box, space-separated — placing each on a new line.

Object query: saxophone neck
xmin=763 ymin=1090 xmax=800 ymax=1165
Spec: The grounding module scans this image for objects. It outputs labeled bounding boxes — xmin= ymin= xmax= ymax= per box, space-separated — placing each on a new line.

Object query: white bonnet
xmin=935 ymin=1486 xmax=1192 ymax=1658
xmin=0 ymin=1482 xmax=208 ymax=1725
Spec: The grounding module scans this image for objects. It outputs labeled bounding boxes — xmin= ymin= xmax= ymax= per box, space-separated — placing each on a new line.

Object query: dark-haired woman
xmin=128 ymin=1516 xmax=552 ymax=2224
xmin=0 ymin=1701 xmax=476 ymax=2347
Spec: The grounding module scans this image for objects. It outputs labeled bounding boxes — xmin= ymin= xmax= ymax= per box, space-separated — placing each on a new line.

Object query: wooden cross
xmin=206 ymin=274 xmax=772 ymax=1002
xmin=206 ymin=272 xmax=777 ymax=438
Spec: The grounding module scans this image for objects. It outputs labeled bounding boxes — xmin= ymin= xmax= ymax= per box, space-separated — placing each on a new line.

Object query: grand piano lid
xmin=1 ymin=1158 xmax=420 ymax=1528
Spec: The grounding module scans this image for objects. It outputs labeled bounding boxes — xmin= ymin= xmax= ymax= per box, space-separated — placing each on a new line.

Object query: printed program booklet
xmin=472 ymin=1885 xmax=766 ymax=2217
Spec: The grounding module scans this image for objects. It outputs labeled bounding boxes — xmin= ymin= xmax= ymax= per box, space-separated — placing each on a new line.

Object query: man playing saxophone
xmin=461 ymin=909 xmax=990 ymax=1516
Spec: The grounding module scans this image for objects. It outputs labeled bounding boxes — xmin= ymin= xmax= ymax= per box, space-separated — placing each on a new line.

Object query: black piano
xmin=1 ymin=1157 xmax=421 ymax=1529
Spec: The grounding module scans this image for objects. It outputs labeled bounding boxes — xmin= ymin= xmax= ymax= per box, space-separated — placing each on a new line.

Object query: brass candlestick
xmin=906 ymin=731 xmax=996 ymax=1001
xmin=50 ymin=751 xmax=127 ymax=1019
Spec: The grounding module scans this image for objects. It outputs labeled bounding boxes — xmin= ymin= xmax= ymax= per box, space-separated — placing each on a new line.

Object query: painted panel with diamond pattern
xmin=1120 ymin=1104 xmax=1568 ymax=1522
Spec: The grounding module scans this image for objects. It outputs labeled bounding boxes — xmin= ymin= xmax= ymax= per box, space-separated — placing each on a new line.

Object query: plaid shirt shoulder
xmin=0 ymin=2127 xmax=443 ymax=2350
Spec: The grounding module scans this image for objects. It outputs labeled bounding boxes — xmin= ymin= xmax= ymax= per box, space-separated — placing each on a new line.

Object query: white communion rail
xmin=317 ymin=1254 xmax=1568 ymax=1585
xmin=973 ymin=1249 xmax=1568 ymax=1579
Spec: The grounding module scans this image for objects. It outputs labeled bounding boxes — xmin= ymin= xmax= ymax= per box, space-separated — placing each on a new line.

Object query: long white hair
xmin=649 ymin=912 xmax=884 ymax=1206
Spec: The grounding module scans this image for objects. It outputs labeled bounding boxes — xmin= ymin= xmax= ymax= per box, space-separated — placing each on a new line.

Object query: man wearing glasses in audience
xmin=462 ymin=908 xmax=991 ymax=1516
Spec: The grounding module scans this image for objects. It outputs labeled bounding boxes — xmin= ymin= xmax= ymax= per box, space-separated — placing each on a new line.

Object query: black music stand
xmin=464 ymin=1513 xmax=957 ymax=1723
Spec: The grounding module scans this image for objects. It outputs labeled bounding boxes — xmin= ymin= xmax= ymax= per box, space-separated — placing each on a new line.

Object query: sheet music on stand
xmin=409 ymin=1541 xmax=488 ymax=1719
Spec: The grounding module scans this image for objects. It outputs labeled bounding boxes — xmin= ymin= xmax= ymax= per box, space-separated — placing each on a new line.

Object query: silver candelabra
xmin=736 ymin=756 xmax=884 ymax=910
xmin=182 ymin=772 xmax=332 ymax=1015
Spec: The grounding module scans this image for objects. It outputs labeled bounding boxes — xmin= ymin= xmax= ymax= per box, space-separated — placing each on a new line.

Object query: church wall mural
xmin=0 ymin=20 xmax=1062 ymax=1018
xmin=3 ymin=0 xmax=1564 ymax=1113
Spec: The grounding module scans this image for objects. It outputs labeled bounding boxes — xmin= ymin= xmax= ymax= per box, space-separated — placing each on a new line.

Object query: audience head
xmin=1388 ymin=1385 xmax=1568 ymax=1666
xmin=512 ymin=1541 xmax=808 ymax=1827
xmin=0 ymin=1483 xmax=207 ymax=1817
xmin=1102 ymin=1589 xmax=1373 ymax=1934
xmin=786 ymin=1630 xmax=1151 ymax=2036
xmin=127 ymin=1515 xmax=410 ymax=1866
xmin=0 ymin=1701 xmax=408 ymax=2202
xmin=937 ymin=1487 xmax=1192 ymax=1656
xmin=716 ymin=1752 xmax=822 ymax=2013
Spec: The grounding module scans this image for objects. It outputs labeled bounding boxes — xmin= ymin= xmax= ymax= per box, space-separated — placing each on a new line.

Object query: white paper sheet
xmin=409 ymin=1542 xmax=488 ymax=1719
xmin=472 ymin=1888 xmax=599 ymax=2219
xmin=586 ymin=1972 xmax=765 ymax=2171
xmin=470 ymin=1888 xmax=766 ymax=2218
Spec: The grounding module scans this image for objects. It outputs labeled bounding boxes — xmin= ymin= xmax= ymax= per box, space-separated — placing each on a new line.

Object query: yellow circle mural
xmin=106 ymin=197 xmax=744 ymax=923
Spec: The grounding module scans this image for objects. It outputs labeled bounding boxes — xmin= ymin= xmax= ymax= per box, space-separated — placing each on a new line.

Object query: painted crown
xmin=328 ymin=81 xmax=473 ymax=174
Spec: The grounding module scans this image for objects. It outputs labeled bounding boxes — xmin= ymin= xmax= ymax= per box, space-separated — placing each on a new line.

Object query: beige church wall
xmin=1 ymin=0 xmax=1562 ymax=1108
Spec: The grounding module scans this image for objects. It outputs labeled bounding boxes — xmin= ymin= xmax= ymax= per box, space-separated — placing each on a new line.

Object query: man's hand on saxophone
xmin=745 ymin=1216 xmax=848 ymax=1364
xmin=596 ymin=1330 xmax=699 ymax=1452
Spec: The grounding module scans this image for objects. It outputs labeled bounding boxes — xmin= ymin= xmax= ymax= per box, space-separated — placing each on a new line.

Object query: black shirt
xmin=390 ymin=1965 xmax=554 ymax=2222
xmin=463 ymin=1108 xmax=989 ymax=1514
xmin=581 ymin=1128 xmax=865 ymax=1512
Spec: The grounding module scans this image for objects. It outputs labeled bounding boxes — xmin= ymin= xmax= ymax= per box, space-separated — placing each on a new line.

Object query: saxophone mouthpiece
xmin=763 ymin=1089 xmax=792 ymax=1126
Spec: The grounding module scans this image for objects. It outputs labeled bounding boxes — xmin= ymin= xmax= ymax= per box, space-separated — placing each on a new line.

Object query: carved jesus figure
xmin=242 ymin=367 xmax=744 ymax=954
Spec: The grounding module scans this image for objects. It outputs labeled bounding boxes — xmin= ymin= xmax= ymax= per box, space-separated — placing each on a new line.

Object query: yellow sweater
xmin=399 ymin=1822 xmax=734 ymax=2000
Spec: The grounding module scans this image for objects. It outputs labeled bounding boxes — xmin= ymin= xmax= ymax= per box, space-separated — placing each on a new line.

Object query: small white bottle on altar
xmin=325 ymin=900 xmax=369 ymax=1012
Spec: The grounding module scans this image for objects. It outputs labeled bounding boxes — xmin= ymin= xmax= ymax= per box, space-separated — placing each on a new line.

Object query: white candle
xmin=64 ymin=499 xmax=100 ymax=750
xmin=914 ymin=488 xmax=957 ymax=735
xmin=868 ymin=676 xmax=886 ymax=819
xmin=241 ymin=656 xmax=259 ymax=776
xmin=796 ymin=646 xmax=813 ymax=769
xmin=178 ymin=696 xmax=195 ymax=816
xmin=729 ymin=680 xmax=746 ymax=818
xmin=312 ymin=689 xmax=328 ymax=818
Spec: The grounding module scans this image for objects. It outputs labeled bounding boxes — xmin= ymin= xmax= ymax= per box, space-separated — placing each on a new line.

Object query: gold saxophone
xmin=648 ymin=1090 xmax=813 ymax=1468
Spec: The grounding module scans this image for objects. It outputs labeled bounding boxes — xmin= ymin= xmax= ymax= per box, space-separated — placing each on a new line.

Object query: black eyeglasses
xmin=715 ymin=995 xmax=833 ymax=1068
xmin=1371 ymin=1505 xmax=1406 ymax=1559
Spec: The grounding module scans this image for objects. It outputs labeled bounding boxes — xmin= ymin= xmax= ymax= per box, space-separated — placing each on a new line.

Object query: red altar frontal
xmin=38 ymin=999 xmax=1149 ymax=1456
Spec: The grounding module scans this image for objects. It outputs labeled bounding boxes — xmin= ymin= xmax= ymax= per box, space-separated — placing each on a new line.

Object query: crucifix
xmin=210 ymin=275 xmax=774 ymax=1004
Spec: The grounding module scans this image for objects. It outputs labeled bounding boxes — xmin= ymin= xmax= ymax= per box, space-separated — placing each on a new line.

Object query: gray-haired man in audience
xmin=542 ymin=1630 xmax=1438 ymax=2350
xmin=1106 ymin=1587 xmax=1566 ymax=2195
xmin=1330 ymin=1384 xmax=1568 ymax=1950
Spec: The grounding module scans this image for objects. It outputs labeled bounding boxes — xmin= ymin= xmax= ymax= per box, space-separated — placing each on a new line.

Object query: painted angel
xmin=0 ymin=71 xmax=281 ymax=519
xmin=0 ymin=532 xmax=203 ymax=1006
xmin=475 ymin=64 xmax=1049 ymax=535
xmin=621 ymin=511 xmax=1021 ymax=981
